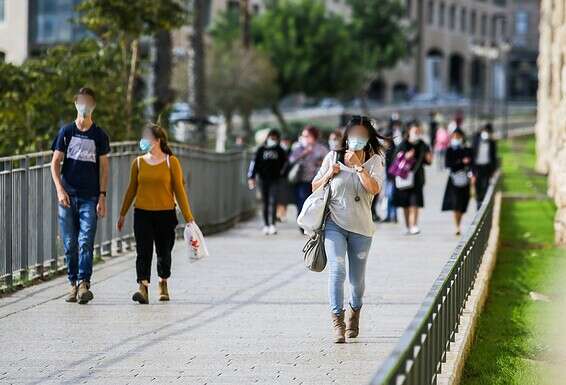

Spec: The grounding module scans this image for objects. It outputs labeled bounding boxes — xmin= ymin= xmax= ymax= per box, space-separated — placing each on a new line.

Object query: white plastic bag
xmin=183 ymin=222 xmax=209 ymax=260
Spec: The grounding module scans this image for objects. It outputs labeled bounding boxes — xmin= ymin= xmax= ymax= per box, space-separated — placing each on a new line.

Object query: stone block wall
xmin=536 ymin=0 xmax=566 ymax=244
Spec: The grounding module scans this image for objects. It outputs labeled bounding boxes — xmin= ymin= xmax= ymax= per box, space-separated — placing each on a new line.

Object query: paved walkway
xmin=0 ymin=166 xmax=473 ymax=385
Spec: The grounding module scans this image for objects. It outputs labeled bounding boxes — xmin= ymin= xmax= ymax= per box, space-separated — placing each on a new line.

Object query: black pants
xmin=260 ymin=178 xmax=278 ymax=226
xmin=133 ymin=209 xmax=178 ymax=283
xmin=475 ymin=166 xmax=492 ymax=208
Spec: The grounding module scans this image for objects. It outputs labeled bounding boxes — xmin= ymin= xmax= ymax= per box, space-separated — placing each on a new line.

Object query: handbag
xmin=301 ymin=183 xmax=332 ymax=272
xmin=388 ymin=152 xmax=415 ymax=178
xmin=450 ymin=170 xmax=469 ymax=187
xmin=395 ymin=171 xmax=415 ymax=190
xmin=287 ymin=162 xmax=302 ymax=184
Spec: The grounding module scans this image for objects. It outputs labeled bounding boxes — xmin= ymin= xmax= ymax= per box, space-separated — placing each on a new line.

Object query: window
xmin=0 ymin=51 xmax=5 ymax=62
xmin=427 ymin=0 xmax=435 ymax=25
xmin=481 ymin=13 xmax=487 ymax=37
xmin=0 ymin=0 xmax=5 ymax=23
xmin=460 ymin=7 xmax=467 ymax=32
xmin=406 ymin=0 xmax=412 ymax=17
xmin=449 ymin=4 xmax=456 ymax=30
xmin=491 ymin=15 xmax=498 ymax=41
xmin=439 ymin=2 xmax=445 ymax=27
xmin=470 ymin=10 xmax=477 ymax=35
xmin=33 ymin=0 xmax=87 ymax=44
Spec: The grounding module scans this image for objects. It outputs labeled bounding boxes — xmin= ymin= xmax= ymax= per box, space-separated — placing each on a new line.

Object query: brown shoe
xmin=158 ymin=281 xmax=170 ymax=301
xmin=331 ymin=311 xmax=346 ymax=343
xmin=65 ymin=282 xmax=78 ymax=303
xmin=77 ymin=281 xmax=93 ymax=304
xmin=132 ymin=283 xmax=149 ymax=304
xmin=346 ymin=305 xmax=361 ymax=338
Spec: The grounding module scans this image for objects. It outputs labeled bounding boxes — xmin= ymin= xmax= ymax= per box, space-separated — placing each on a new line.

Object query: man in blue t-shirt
xmin=50 ymin=87 xmax=110 ymax=304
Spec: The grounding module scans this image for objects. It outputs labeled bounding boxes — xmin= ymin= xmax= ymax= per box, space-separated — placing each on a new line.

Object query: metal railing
xmin=0 ymin=142 xmax=256 ymax=290
xmin=370 ymin=172 xmax=500 ymax=385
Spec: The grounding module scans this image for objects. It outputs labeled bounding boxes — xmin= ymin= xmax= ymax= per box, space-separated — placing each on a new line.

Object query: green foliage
xmin=0 ymin=40 xmax=143 ymax=155
xmin=347 ymin=0 xmax=411 ymax=73
xmin=77 ymin=0 xmax=187 ymax=41
xmin=251 ymin=0 xmax=362 ymax=99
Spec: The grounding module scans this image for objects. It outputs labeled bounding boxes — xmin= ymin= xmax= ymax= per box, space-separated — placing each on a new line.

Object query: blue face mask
xmin=139 ymin=138 xmax=152 ymax=152
xmin=348 ymin=136 xmax=368 ymax=151
xmin=451 ymin=138 xmax=462 ymax=148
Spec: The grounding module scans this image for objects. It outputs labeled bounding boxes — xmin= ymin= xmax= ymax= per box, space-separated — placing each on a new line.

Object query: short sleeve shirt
xmin=314 ymin=151 xmax=386 ymax=237
xmin=51 ymin=122 xmax=110 ymax=197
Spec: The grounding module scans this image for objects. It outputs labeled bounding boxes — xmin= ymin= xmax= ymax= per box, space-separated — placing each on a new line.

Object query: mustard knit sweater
xmin=119 ymin=155 xmax=194 ymax=222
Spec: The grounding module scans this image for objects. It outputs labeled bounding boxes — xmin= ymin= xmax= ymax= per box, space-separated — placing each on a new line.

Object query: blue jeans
xmin=58 ymin=196 xmax=98 ymax=283
xmin=386 ymin=179 xmax=397 ymax=221
xmin=324 ymin=219 xmax=373 ymax=314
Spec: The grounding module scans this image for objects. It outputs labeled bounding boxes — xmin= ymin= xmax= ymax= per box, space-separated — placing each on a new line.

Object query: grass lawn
xmin=460 ymin=135 xmax=564 ymax=385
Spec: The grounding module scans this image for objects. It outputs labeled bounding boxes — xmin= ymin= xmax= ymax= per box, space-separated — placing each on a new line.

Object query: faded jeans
xmin=58 ymin=195 xmax=98 ymax=283
xmin=324 ymin=218 xmax=373 ymax=315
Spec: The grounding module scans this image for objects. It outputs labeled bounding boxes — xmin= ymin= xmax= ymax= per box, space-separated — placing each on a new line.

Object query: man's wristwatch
xmin=354 ymin=165 xmax=364 ymax=173
xmin=99 ymin=191 xmax=107 ymax=197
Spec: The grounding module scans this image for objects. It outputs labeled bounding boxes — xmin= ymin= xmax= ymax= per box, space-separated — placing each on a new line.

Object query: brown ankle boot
xmin=77 ymin=281 xmax=93 ymax=304
xmin=346 ymin=305 xmax=361 ymax=338
xmin=158 ymin=281 xmax=170 ymax=301
xmin=132 ymin=283 xmax=149 ymax=304
xmin=331 ymin=311 xmax=346 ymax=343
xmin=65 ymin=282 xmax=78 ymax=303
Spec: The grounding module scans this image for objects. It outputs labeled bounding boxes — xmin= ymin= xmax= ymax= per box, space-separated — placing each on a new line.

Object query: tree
xmin=77 ymin=0 xmax=187 ymax=137
xmin=207 ymin=42 xmax=278 ymax=140
xmin=0 ymin=40 xmax=143 ymax=156
xmin=346 ymin=0 xmax=411 ymax=111
xmin=251 ymin=0 xmax=362 ymax=130
xmin=189 ymin=0 xmax=208 ymax=145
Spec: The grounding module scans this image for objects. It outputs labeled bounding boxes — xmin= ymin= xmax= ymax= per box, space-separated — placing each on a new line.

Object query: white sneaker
xmin=409 ymin=226 xmax=421 ymax=235
xmin=262 ymin=226 xmax=270 ymax=235
xmin=268 ymin=225 xmax=277 ymax=235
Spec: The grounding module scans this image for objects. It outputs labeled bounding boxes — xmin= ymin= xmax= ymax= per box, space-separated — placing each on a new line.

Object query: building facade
xmin=0 ymin=0 xmax=87 ymax=64
xmin=535 ymin=0 xmax=566 ymax=245
xmin=378 ymin=0 xmax=514 ymax=104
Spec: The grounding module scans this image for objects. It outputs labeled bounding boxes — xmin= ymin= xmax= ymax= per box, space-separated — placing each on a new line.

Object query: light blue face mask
xmin=348 ymin=136 xmax=368 ymax=151
xmin=75 ymin=103 xmax=95 ymax=118
xmin=139 ymin=138 xmax=152 ymax=152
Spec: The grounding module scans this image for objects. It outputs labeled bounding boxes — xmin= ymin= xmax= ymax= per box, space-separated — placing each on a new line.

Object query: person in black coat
xmin=248 ymin=129 xmax=288 ymax=235
xmin=471 ymin=123 xmax=498 ymax=208
xmin=441 ymin=129 xmax=473 ymax=235
xmin=393 ymin=122 xmax=433 ymax=235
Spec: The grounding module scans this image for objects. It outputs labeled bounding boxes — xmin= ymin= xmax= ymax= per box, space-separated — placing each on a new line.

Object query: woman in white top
xmin=312 ymin=116 xmax=387 ymax=343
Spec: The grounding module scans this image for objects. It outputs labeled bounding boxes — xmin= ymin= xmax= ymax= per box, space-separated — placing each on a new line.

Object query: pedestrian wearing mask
xmin=471 ymin=123 xmax=498 ymax=208
xmin=117 ymin=124 xmax=195 ymax=304
xmin=441 ymin=129 xmax=473 ymax=235
xmin=50 ymin=87 xmax=110 ymax=304
xmin=312 ymin=116 xmax=386 ymax=343
xmin=276 ymin=137 xmax=294 ymax=222
xmin=289 ymin=126 xmax=328 ymax=222
xmin=328 ymin=129 xmax=344 ymax=151
xmin=248 ymin=129 xmax=288 ymax=235
xmin=392 ymin=122 xmax=432 ymax=235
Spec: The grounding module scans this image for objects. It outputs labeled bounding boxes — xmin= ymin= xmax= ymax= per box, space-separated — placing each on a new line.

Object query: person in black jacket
xmin=248 ymin=129 xmax=288 ymax=235
xmin=392 ymin=122 xmax=433 ymax=235
xmin=441 ymin=129 xmax=473 ymax=235
xmin=471 ymin=123 xmax=498 ymax=208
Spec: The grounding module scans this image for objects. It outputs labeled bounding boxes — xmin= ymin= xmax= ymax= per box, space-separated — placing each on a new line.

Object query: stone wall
xmin=535 ymin=0 xmax=566 ymax=244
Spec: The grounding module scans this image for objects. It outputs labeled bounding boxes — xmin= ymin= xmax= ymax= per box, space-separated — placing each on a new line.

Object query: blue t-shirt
xmin=51 ymin=122 xmax=110 ymax=197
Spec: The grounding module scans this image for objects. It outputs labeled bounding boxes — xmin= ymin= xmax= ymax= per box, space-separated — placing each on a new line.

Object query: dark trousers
xmin=133 ymin=209 xmax=178 ymax=283
xmin=294 ymin=182 xmax=312 ymax=215
xmin=475 ymin=166 xmax=492 ymax=208
xmin=260 ymin=178 xmax=278 ymax=226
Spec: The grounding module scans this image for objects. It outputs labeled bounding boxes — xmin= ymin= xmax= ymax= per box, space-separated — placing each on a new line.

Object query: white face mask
xmin=409 ymin=132 xmax=420 ymax=143
xmin=266 ymin=138 xmax=277 ymax=147
xmin=75 ymin=103 xmax=95 ymax=118
xmin=451 ymin=138 xmax=463 ymax=147
xmin=299 ymin=137 xmax=309 ymax=147
xmin=480 ymin=131 xmax=489 ymax=140
xmin=328 ymin=139 xmax=341 ymax=151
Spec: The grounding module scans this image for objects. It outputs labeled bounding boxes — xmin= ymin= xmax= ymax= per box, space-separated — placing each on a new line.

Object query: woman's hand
xmin=404 ymin=149 xmax=416 ymax=159
xmin=344 ymin=150 xmax=362 ymax=167
xmin=326 ymin=163 xmax=340 ymax=179
xmin=247 ymin=178 xmax=256 ymax=190
xmin=116 ymin=215 xmax=125 ymax=232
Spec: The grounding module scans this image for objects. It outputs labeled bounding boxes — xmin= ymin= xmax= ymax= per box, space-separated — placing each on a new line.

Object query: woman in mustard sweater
xmin=117 ymin=124 xmax=194 ymax=304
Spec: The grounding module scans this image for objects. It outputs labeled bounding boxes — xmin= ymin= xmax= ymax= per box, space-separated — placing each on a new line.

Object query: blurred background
xmin=0 ymin=0 xmax=538 ymax=154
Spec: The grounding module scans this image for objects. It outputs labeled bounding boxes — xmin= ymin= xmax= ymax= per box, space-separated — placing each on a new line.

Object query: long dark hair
xmin=147 ymin=123 xmax=174 ymax=156
xmin=338 ymin=115 xmax=390 ymax=162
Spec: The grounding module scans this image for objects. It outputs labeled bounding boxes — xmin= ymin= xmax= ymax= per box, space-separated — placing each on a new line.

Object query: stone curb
xmin=437 ymin=191 xmax=502 ymax=385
